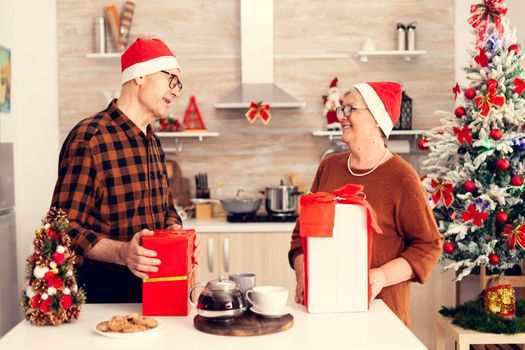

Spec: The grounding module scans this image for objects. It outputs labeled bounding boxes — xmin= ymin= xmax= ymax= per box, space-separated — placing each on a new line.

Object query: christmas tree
xmin=422 ymin=0 xmax=525 ymax=281
xmin=21 ymin=207 xmax=86 ymax=325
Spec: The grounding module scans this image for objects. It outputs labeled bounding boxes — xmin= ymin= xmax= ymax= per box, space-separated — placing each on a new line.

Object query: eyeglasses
xmin=161 ymin=70 xmax=183 ymax=92
xmin=335 ymin=104 xmax=368 ymax=118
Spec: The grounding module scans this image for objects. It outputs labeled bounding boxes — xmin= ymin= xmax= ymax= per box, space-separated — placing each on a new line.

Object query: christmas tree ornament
xmin=183 ymin=96 xmax=207 ymax=130
xmin=453 ymin=82 xmax=461 ymax=100
xmin=463 ymin=180 xmax=476 ymax=192
xmin=245 ymin=101 xmax=272 ymax=125
xmin=486 ymin=79 xmax=499 ymax=90
xmin=489 ymin=128 xmax=502 ymax=140
xmin=475 ymin=85 xmax=506 ymax=117
xmin=462 ymin=204 xmax=488 ymax=227
xmin=417 ymin=138 xmax=429 ymax=150
xmin=511 ymin=175 xmax=524 ymax=186
xmin=431 ymin=179 xmax=454 ymax=208
xmin=514 ymin=78 xmax=524 ymax=96
xmin=453 ymin=125 xmax=473 ymax=145
xmin=464 ymin=88 xmax=476 ymax=100
xmin=468 ymin=0 xmax=507 ymax=48
xmin=475 ymin=48 xmax=489 ymax=67
xmin=484 ymin=276 xmax=515 ymax=319
xmin=508 ymin=44 xmax=520 ymax=55
xmin=455 ymin=106 xmax=466 ymax=118
xmin=21 ymin=207 xmax=85 ymax=326
xmin=495 ymin=211 xmax=509 ymax=224
xmin=504 ymin=224 xmax=525 ymax=249
xmin=488 ymin=253 xmax=501 ymax=265
xmin=496 ymin=158 xmax=510 ymax=171
xmin=443 ymin=241 xmax=455 ymax=254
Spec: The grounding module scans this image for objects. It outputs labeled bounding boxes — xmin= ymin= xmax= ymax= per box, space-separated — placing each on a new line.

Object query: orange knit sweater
xmin=289 ymin=152 xmax=443 ymax=327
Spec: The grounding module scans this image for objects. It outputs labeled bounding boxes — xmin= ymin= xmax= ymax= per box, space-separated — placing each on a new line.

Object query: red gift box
xmin=142 ymin=229 xmax=195 ymax=316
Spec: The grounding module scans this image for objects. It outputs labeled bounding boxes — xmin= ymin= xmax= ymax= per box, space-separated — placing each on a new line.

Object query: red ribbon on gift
xmin=504 ymin=224 xmax=525 ymax=249
xmin=453 ymin=82 xmax=461 ymax=100
xmin=468 ymin=0 xmax=507 ymax=49
xmin=475 ymin=85 xmax=505 ymax=117
xmin=453 ymin=125 xmax=473 ymax=145
xmin=299 ymin=183 xmax=382 ymax=309
xmin=514 ymin=78 xmax=525 ymax=96
xmin=462 ymin=204 xmax=488 ymax=227
xmin=431 ymin=179 xmax=454 ymax=208
xmin=245 ymin=101 xmax=272 ymax=125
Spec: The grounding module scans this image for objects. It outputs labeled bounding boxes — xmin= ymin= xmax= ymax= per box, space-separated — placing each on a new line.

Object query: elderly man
xmin=51 ymin=38 xmax=199 ymax=303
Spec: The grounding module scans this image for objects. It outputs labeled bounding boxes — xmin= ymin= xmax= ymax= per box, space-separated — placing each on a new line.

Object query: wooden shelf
xmin=156 ymin=131 xmax=219 ymax=142
xmin=357 ymin=50 xmax=427 ymax=62
xmin=312 ymin=129 xmax=426 ymax=140
xmin=85 ymin=53 xmax=122 ymax=58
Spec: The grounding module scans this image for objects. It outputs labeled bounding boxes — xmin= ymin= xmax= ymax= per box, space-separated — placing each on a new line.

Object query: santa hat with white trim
xmin=352 ymin=82 xmax=402 ymax=139
xmin=121 ymin=38 xmax=182 ymax=85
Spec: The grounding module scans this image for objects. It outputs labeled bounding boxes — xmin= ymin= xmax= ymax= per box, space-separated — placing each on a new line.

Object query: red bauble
xmin=40 ymin=298 xmax=53 ymax=313
xmin=496 ymin=211 xmax=509 ymax=223
xmin=455 ymin=106 xmax=466 ymax=118
xmin=509 ymin=44 xmax=521 ymax=55
xmin=60 ymin=294 xmax=73 ymax=310
xmin=486 ymin=79 xmax=499 ymax=90
xmin=443 ymin=242 xmax=455 ymax=254
xmin=489 ymin=129 xmax=502 ymax=140
xmin=496 ymin=159 xmax=510 ymax=171
xmin=53 ymin=252 xmax=65 ymax=265
xmin=488 ymin=253 xmax=500 ymax=265
xmin=49 ymin=275 xmax=63 ymax=289
xmin=44 ymin=271 xmax=54 ymax=281
xmin=511 ymin=175 xmax=524 ymax=186
xmin=463 ymin=180 xmax=476 ymax=192
xmin=417 ymin=138 xmax=429 ymax=150
xmin=30 ymin=295 xmax=41 ymax=308
xmin=47 ymin=229 xmax=59 ymax=241
xmin=465 ymin=88 xmax=476 ymax=100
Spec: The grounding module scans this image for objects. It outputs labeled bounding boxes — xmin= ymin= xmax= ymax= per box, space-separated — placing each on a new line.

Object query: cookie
xmin=96 ymin=321 xmax=109 ymax=332
xmin=126 ymin=313 xmax=140 ymax=321
xmin=122 ymin=323 xmax=147 ymax=333
xmin=108 ymin=315 xmax=127 ymax=332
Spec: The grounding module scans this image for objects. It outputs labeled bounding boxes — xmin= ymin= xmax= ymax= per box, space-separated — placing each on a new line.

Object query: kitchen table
xmin=1 ymin=300 xmax=425 ymax=350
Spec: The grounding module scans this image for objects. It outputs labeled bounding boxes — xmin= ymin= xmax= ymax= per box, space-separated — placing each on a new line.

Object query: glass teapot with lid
xmin=189 ymin=277 xmax=247 ymax=320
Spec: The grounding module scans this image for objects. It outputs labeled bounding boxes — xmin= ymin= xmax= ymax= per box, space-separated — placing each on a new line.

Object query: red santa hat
xmin=352 ymin=82 xmax=402 ymax=138
xmin=121 ymin=38 xmax=182 ymax=85
xmin=329 ymin=77 xmax=338 ymax=88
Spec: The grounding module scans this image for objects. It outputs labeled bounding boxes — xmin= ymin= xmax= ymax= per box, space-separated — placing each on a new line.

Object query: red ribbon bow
xmin=514 ymin=78 xmax=525 ymax=96
xmin=453 ymin=125 xmax=473 ymax=145
xmin=333 ymin=184 xmax=382 ymax=234
xmin=462 ymin=204 xmax=488 ymax=227
xmin=468 ymin=0 xmax=507 ymax=49
xmin=453 ymin=83 xmax=461 ymax=100
xmin=504 ymin=224 xmax=525 ymax=249
xmin=475 ymin=85 xmax=505 ymax=117
xmin=431 ymin=179 xmax=454 ymax=208
xmin=245 ymin=101 xmax=272 ymax=125
xmin=474 ymin=48 xmax=489 ymax=68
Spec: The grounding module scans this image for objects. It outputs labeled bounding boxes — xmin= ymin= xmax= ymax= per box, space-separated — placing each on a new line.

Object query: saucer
xmin=250 ymin=306 xmax=292 ymax=318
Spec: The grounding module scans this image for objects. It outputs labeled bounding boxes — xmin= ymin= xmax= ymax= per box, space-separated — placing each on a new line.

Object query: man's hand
xmin=166 ymin=224 xmax=200 ymax=265
xmin=293 ymin=254 xmax=305 ymax=304
xmin=369 ymin=268 xmax=387 ymax=300
xmin=119 ymin=229 xmax=161 ymax=279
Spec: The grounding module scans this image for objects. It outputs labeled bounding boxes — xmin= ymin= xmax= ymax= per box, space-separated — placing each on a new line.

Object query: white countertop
xmin=1 ymin=300 xmax=426 ymax=350
xmin=183 ymin=218 xmax=296 ymax=233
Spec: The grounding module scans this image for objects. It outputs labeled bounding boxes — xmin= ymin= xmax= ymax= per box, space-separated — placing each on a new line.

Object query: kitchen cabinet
xmin=195 ymin=232 xmax=296 ymax=301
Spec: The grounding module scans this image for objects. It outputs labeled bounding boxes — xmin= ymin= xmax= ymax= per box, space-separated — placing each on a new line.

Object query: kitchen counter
xmin=183 ymin=218 xmax=296 ymax=233
xmin=1 ymin=300 xmax=426 ymax=350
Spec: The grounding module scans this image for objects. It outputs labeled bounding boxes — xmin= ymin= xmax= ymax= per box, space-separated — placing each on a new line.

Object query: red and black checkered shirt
xmin=52 ymin=100 xmax=181 ymax=257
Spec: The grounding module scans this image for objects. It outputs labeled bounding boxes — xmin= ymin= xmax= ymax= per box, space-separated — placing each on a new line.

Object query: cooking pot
xmin=262 ymin=180 xmax=301 ymax=214
xmin=218 ymin=189 xmax=261 ymax=215
xmin=189 ymin=277 xmax=247 ymax=321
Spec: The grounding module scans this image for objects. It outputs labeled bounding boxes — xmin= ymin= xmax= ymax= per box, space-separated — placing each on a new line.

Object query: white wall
xmin=0 ymin=0 xmax=59 ymax=305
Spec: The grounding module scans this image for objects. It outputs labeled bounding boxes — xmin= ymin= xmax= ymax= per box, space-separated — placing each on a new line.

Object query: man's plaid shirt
xmin=52 ymin=100 xmax=181 ymax=257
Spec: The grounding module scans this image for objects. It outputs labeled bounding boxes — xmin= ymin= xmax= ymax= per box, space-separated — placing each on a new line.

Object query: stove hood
xmin=214 ymin=0 xmax=305 ymax=109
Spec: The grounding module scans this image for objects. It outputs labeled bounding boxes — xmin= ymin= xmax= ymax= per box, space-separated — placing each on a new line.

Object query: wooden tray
xmin=194 ymin=310 xmax=293 ymax=336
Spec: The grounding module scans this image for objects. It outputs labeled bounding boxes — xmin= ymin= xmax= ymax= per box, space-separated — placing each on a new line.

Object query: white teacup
xmin=245 ymin=286 xmax=288 ymax=314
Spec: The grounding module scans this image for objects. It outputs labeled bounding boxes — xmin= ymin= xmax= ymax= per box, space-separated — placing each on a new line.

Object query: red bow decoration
xmin=333 ymin=184 xmax=382 ymax=234
xmin=431 ymin=179 xmax=454 ymax=208
xmin=514 ymin=78 xmax=525 ymax=96
xmin=453 ymin=125 xmax=473 ymax=145
xmin=504 ymin=224 xmax=525 ymax=249
xmin=475 ymin=85 xmax=505 ymax=117
xmin=462 ymin=204 xmax=488 ymax=227
xmin=468 ymin=0 xmax=507 ymax=49
xmin=453 ymin=83 xmax=461 ymax=100
xmin=245 ymin=101 xmax=271 ymax=125
xmin=475 ymin=48 xmax=489 ymax=68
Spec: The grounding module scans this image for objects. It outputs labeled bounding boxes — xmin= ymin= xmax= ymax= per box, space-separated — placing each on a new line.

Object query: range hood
xmin=214 ymin=0 xmax=305 ymax=109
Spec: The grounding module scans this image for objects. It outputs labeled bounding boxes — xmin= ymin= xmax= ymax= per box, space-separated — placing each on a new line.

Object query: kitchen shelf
xmin=85 ymin=53 xmax=122 ymax=58
xmin=312 ymin=129 xmax=426 ymax=140
xmin=156 ymin=131 xmax=219 ymax=142
xmin=357 ymin=50 xmax=427 ymax=62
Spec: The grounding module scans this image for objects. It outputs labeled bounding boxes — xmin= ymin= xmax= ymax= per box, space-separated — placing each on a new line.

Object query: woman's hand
xmin=293 ymin=254 xmax=305 ymax=304
xmin=369 ymin=268 xmax=387 ymax=300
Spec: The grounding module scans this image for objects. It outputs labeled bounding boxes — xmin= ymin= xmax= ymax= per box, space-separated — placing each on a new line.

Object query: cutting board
xmin=194 ymin=310 xmax=293 ymax=336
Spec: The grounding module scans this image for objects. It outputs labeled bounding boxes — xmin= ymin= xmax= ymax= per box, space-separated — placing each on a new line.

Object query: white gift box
xmin=306 ymin=203 xmax=369 ymax=313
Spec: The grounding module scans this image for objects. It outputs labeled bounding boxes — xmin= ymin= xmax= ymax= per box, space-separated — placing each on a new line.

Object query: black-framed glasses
xmin=335 ymin=104 xmax=368 ymax=118
xmin=161 ymin=70 xmax=183 ymax=91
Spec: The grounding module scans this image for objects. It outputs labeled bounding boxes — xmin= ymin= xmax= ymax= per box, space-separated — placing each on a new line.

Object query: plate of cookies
xmin=94 ymin=313 xmax=160 ymax=338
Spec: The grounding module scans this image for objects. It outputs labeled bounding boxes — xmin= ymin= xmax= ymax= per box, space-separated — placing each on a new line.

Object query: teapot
xmin=189 ymin=277 xmax=247 ymax=321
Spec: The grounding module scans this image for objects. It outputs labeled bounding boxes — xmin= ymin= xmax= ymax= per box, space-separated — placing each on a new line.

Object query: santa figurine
xmin=323 ymin=77 xmax=343 ymax=130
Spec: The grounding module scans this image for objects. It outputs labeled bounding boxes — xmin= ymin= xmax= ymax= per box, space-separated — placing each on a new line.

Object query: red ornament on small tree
xmin=496 ymin=159 xmax=510 ymax=171
xmin=486 ymin=79 xmax=499 ymax=90
xmin=489 ymin=253 xmax=500 ymax=265
xmin=417 ymin=138 xmax=429 ymax=151
xmin=508 ymin=44 xmax=520 ymax=55
xmin=455 ymin=106 xmax=466 ymax=118
xmin=464 ymin=88 xmax=476 ymax=100
xmin=489 ymin=129 xmax=502 ymax=140
xmin=443 ymin=242 xmax=455 ymax=254
xmin=511 ymin=175 xmax=524 ymax=187
xmin=496 ymin=211 xmax=509 ymax=224
xmin=463 ymin=180 xmax=476 ymax=192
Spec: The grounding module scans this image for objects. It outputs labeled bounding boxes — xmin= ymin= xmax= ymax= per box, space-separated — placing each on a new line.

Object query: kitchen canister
xmin=396 ymin=23 xmax=406 ymax=51
xmin=407 ymin=22 xmax=417 ymax=51
xmin=94 ymin=16 xmax=106 ymax=54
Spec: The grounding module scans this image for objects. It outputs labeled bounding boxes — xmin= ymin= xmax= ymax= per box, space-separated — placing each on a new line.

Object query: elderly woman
xmin=288 ymin=81 xmax=443 ymax=327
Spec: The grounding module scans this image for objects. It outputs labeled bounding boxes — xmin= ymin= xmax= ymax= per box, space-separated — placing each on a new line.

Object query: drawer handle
xmin=223 ymin=237 xmax=230 ymax=273
xmin=207 ymin=238 xmax=214 ymax=273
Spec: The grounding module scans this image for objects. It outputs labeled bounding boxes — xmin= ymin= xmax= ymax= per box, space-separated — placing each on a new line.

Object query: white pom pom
xmin=41 ymin=293 xmax=49 ymax=300
xmin=44 ymin=223 xmax=50 ymax=229
xmin=71 ymin=284 xmax=78 ymax=292
xmin=47 ymin=287 xmax=57 ymax=296
xmin=50 ymin=261 xmax=57 ymax=269
xmin=33 ymin=266 xmax=49 ymax=279
xmin=66 ymin=270 xmax=73 ymax=277
xmin=56 ymin=245 xmax=65 ymax=254
xmin=26 ymin=286 xmax=36 ymax=298
xmin=63 ymin=288 xmax=71 ymax=295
